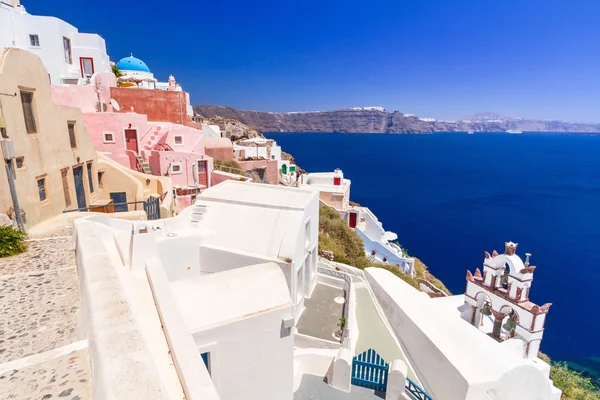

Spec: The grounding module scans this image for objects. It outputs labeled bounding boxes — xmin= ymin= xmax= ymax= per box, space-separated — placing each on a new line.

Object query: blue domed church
xmin=116 ymin=54 xmax=155 ymax=83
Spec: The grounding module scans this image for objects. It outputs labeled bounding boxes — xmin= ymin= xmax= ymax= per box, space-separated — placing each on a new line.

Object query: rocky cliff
xmin=193 ymin=105 xmax=600 ymax=134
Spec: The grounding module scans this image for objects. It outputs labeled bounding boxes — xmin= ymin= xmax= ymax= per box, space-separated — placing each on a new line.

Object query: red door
xmin=124 ymin=129 xmax=138 ymax=153
xmin=333 ymin=177 xmax=341 ymax=186
xmin=349 ymin=212 xmax=357 ymax=228
xmin=198 ymin=160 xmax=208 ymax=186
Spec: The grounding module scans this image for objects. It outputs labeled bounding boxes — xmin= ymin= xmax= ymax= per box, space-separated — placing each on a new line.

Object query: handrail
xmin=139 ymin=126 xmax=155 ymax=144
xmin=155 ymin=143 xmax=173 ymax=151
xmin=406 ymin=377 xmax=434 ymax=400
xmin=63 ymin=200 xmax=145 ymax=214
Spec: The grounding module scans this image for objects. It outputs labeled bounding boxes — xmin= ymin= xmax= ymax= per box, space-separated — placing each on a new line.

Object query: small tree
xmin=112 ymin=64 xmax=123 ymax=78
xmin=0 ymin=225 xmax=26 ymax=258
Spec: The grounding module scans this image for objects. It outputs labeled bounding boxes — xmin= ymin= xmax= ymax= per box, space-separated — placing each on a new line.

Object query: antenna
xmin=110 ymin=98 xmax=121 ymax=111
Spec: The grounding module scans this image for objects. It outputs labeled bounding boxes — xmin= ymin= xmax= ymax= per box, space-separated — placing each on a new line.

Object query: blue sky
xmin=25 ymin=0 xmax=600 ymax=122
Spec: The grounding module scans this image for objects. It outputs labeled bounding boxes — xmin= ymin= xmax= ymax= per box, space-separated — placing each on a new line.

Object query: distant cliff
xmin=193 ymin=105 xmax=600 ymax=134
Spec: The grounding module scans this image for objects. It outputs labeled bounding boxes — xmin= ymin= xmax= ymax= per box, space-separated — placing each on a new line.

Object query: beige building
xmin=0 ymin=48 xmax=174 ymax=231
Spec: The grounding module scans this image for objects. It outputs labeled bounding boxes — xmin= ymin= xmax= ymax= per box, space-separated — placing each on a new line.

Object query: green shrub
xmin=0 ymin=225 xmax=26 ymax=258
xmin=550 ymin=362 xmax=599 ymax=399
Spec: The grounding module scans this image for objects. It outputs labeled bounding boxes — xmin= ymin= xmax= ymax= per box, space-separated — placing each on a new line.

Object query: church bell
xmin=503 ymin=316 xmax=517 ymax=332
xmin=480 ymin=303 xmax=492 ymax=316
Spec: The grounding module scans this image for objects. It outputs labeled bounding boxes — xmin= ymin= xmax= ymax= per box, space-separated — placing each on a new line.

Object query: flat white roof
xmin=172 ymin=263 xmax=292 ymax=332
xmin=199 ymin=180 xmax=317 ymax=210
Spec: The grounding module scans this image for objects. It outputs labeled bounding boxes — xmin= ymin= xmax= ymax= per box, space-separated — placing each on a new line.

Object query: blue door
xmin=110 ymin=192 xmax=128 ymax=212
xmin=73 ymin=166 xmax=87 ymax=209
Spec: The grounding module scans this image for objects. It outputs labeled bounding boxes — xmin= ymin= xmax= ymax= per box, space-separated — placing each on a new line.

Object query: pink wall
xmin=211 ymin=170 xmax=244 ymax=186
xmin=161 ymin=123 xmax=205 ymax=154
xmin=150 ymin=150 xmax=214 ymax=188
xmin=237 ymin=159 xmax=279 ymax=184
xmin=51 ymin=72 xmax=117 ymax=112
xmin=83 ymin=112 xmax=149 ymax=168
xmin=205 ymin=138 xmax=234 ymax=162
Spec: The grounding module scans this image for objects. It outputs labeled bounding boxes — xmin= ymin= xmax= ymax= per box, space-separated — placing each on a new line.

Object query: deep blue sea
xmin=266 ymin=132 xmax=600 ymax=377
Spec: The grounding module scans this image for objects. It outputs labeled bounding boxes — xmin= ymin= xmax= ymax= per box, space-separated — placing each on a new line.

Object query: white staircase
xmin=189 ymin=204 xmax=208 ymax=224
xmin=141 ymin=125 xmax=170 ymax=159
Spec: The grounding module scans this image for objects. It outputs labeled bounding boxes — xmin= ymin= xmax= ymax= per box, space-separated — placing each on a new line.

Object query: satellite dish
xmin=110 ymin=99 xmax=121 ymax=111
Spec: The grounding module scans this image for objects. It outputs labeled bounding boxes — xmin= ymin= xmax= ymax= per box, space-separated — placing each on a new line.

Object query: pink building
xmin=52 ymin=72 xmax=214 ymax=209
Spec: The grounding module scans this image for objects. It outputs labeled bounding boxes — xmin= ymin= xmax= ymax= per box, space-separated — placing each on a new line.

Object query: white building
xmin=202 ymin=123 xmax=223 ymax=138
xmin=298 ymin=169 xmax=350 ymax=211
xmin=461 ymin=242 xmax=551 ymax=360
xmin=73 ymin=181 xmax=320 ymax=399
xmin=299 ymin=169 xmax=414 ymax=274
xmin=0 ymin=0 xmax=111 ymax=85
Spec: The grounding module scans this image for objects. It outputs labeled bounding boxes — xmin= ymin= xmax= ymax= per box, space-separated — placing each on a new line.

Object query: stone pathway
xmin=0 ymin=229 xmax=91 ymax=400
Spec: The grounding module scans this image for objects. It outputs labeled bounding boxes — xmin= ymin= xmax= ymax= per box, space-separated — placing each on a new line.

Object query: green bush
xmin=550 ymin=362 xmax=599 ymax=399
xmin=0 ymin=225 xmax=26 ymax=258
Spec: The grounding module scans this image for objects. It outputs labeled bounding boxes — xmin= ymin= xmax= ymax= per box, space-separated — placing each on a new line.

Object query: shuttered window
xmin=20 ymin=91 xmax=37 ymax=133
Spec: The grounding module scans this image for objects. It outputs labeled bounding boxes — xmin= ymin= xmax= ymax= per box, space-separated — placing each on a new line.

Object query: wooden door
xmin=198 ymin=160 xmax=208 ymax=186
xmin=349 ymin=212 xmax=357 ymax=228
xmin=124 ymin=129 xmax=138 ymax=153
xmin=72 ymin=166 xmax=87 ymax=209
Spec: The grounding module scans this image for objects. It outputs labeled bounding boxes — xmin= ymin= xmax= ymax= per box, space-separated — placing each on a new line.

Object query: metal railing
xmin=62 ymin=192 xmax=168 ymax=220
xmin=406 ymin=378 xmax=434 ymax=400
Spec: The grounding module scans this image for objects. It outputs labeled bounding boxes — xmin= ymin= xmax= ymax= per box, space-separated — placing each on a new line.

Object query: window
xmin=200 ymin=352 xmax=211 ymax=376
xmin=61 ymin=169 xmax=71 ymax=208
xmin=37 ymin=177 xmax=47 ymax=202
xmin=170 ymin=163 xmax=182 ymax=174
xmin=174 ymin=135 xmax=183 ymax=145
xmin=80 ymin=57 xmax=94 ymax=78
xmin=29 ymin=34 xmax=40 ymax=47
xmin=103 ymin=132 xmax=115 ymax=143
xmin=304 ymin=220 xmax=311 ymax=249
xmin=15 ymin=157 xmax=24 ymax=169
xmin=97 ymin=171 xmax=105 ymax=188
xmin=63 ymin=37 xmax=72 ymax=64
xmin=87 ymin=162 xmax=94 ymax=193
xmin=61 ymin=78 xmax=78 ymax=85
xmin=67 ymin=121 xmax=77 ymax=148
xmin=20 ymin=91 xmax=37 ymax=133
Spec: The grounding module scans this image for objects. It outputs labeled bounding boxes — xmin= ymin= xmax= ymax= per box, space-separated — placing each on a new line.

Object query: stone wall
xmin=110 ymin=87 xmax=189 ymax=124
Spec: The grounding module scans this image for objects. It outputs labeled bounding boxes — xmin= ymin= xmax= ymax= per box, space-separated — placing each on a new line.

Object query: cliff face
xmin=193 ymin=105 xmax=600 ymax=134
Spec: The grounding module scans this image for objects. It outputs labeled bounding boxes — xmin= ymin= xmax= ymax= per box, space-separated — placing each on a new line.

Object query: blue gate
xmin=144 ymin=195 xmax=161 ymax=220
xmin=351 ymin=349 xmax=388 ymax=391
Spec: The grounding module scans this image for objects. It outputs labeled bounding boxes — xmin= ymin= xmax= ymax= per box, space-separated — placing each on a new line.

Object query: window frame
xmin=67 ymin=121 xmax=77 ymax=148
xmin=170 ymin=163 xmax=183 ymax=175
xmin=36 ymin=175 xmax=48 ymax=203
xmin=15 ymin=157 xmax=24 ymax=169
xmin=102 ymin=132 xmax=115 ymax=143
xmin=63 ymin=36 xmax=72 ymax=64
xmin=29 ymin=34 xmax=40 ymax=47
xmin=79 ymin=57 xmax=94 ymax=78
xmin=19 ymin=90 xmax=38 ymax=134
xmin=86 ymin=161 xmax=94 ymax=193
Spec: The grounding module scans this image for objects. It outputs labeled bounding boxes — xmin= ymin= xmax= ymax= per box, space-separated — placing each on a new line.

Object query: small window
xmin=103 ymin=132 xmax=115 ymax=143
xmin=271 ymin=155 xmax=275 ymax=160
xmin=170 ymin=163 xmax=182 ymax=174
xmin=20 ymin=91 xmax=37 ymax=133
xmin=61 ymin=78 xmax=78 ymax=85
xmin=67 ymin=121 xmax=77 ymax=148
xmin=29 ymin=34 xmax=40 ymax=47
xmin=304 ymin=220 xmax=311 ymax=249
xmin=97 ymin=171 xmax=105 ymax=188
xmin=80 ymin=57 xmax=94 ymax=78
xmin=15 ymin=157 xmax=24 ymax=169
xmin=86 ymin=162 xmax=94 ymax=193
xmin=63 ymin=37 xmax=72 ymax=64
xmin=37 ymin=177 xmax=47 ymax=202
xmin=174 ymin=135 xmax=183 ymax=145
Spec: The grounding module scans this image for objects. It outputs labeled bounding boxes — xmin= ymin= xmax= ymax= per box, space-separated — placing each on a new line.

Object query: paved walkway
xmin=294 ymin=375 xmax=384 ymax=399
xmin=297 ymin=283 xmax=344 ymax=342
xmin=0 ymin=229 xmax=92 ymax=400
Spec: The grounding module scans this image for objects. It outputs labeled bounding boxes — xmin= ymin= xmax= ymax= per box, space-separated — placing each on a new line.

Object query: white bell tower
xmin=462 ymin=241 xmax=552 ymax=359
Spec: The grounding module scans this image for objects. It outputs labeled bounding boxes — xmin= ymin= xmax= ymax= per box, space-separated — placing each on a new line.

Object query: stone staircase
xmin=141 ymin=125 xmax=170 ymax=159
xmin=189 ymin=203 xmax=208 ymax=225
xmin=135 ymin=153 xmax=152 ymax=174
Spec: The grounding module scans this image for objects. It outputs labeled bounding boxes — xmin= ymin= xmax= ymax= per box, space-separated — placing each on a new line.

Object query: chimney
xmin=524 ymin=253 xmax=531 ymax=267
